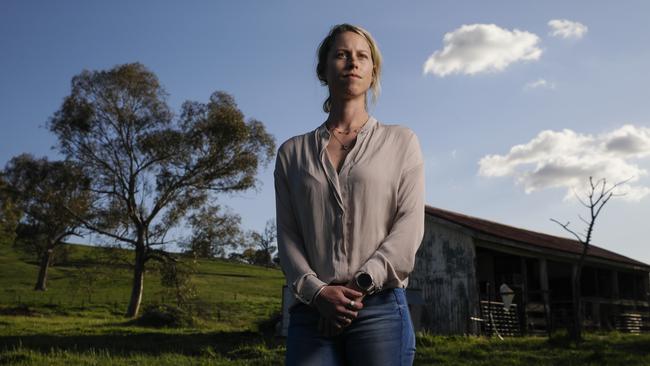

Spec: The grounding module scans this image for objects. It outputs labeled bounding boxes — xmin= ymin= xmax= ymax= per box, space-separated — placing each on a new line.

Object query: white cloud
xmin=603 ymin=124 xmax=650 ymax=157
xmin=478 ymin=125 xmax=650 ymax=201
xmin=524 ymin=78 xmax=556 ymax=90
xmin=423 ymin=24 xmax=542 ymax=77
xmin=548 ymin=19 xmax=588 ymax=39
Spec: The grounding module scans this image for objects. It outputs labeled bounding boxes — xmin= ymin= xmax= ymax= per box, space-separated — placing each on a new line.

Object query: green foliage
xmin=231 ymin=247 xmax=278 ymax=267
xmin=238 ymin=247 xmax=258 ymax=265
xmin=47 ymin=62 xmax=276 ymax=316
xmin=157 ymin=258 xmax=198 ymax=310
xmin=182 ymin=205 xmax=243 ymax=258
xmin=0 ymin=175 xmax=20 ymax=245
xmin=246 ymin=219 xmax=277 ymax=267
xmin=3 ymin=154 xmax=91 ymax=243
xmin=2 ymin=154 xmax=91 ymax=290
xmin=13 ymin=224 xmax=72 ymax=264
xmin=132 ymin=303 xmax=196 ymax=328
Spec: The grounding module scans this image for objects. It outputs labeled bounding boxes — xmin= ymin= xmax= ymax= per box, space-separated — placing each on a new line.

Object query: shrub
xmin=131 ymin=304 xmax=196 ymax=328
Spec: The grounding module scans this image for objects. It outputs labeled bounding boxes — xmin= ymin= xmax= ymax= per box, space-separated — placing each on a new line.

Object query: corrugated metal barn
xmin=409 ymin=206 xmax=650 ymax=336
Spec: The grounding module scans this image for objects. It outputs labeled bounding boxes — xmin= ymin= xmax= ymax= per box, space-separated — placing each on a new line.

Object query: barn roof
xmin=425 ymin=205 xmax=650 ymax=269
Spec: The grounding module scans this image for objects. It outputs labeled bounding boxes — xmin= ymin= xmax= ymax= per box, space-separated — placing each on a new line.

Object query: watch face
xmin=357 ymin=273 xmax=372 ymax=289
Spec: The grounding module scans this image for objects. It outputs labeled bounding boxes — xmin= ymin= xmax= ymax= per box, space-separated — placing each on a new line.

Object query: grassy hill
xmin=1 ymin=243 xmax=650 ymax=365
xmin=0 ymin=242 xmax=285 ymax=329
xmin=0 ymin=243 xmax=287 ymax=365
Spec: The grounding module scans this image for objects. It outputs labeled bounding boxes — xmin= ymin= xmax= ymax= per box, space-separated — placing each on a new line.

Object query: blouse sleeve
xmin=356 ymin=131 xmax=425 ymax=291
xmin=274 ymin=148 xmax=327 ymax=305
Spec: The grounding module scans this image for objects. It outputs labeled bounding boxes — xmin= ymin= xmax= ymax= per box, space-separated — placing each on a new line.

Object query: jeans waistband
xmin=364 ymin=287 xmax=405 ymax=306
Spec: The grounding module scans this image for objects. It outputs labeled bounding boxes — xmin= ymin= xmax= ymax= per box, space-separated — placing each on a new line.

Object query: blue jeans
xmin=286 ymin=288 xmax=416 ymax=366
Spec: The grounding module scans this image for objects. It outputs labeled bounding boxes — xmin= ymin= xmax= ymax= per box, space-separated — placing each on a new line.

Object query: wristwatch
xmin=355 ymin=272 xmax=375 ymax=294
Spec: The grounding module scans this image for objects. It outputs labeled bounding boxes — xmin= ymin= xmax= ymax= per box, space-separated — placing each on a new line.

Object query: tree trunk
xmin=34 ymin=248 xmax=53 ymax=291
xmin=125 ymin=248 xmax=146 ymax=318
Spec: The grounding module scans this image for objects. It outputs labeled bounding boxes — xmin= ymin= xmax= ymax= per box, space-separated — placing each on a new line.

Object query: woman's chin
xmin=333 ymin=89 xmax=369 ymax=101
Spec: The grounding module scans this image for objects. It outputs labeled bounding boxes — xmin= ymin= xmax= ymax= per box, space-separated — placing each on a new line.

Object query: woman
xmin=275 ymin=23 xmax=425 ymax=365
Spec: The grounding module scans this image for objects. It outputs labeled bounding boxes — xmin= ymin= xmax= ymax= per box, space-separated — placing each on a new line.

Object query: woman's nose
xmin=347 ymin=56 xmax=359 ymax=69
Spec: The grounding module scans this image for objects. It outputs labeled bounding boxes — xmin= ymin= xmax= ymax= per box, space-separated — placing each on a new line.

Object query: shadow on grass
xmin=0 ymin=330 xmax=285 ymax=359
xmin=195 ymin=272 xmax=256 ymax=278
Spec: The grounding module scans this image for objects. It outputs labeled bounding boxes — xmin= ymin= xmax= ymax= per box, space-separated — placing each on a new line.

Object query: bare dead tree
xmin=550 ymin=176 xmax=626 ymax=342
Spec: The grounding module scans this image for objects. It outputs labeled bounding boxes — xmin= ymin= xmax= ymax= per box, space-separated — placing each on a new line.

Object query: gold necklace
xmin=326 ymin=117 xmax=369 ymax=150
xmin=331 ymin=126 xmax=361 ymax=135
xmin=327 ymin=117 xmax=369 ymax=135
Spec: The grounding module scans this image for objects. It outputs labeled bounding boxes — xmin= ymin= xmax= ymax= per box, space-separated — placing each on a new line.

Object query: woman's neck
xmin=326 ymin=97 xmax=369 ymax=130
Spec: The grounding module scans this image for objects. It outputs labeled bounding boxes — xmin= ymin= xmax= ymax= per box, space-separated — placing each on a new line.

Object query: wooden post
xmin=632 ymin=274 xmax=638 ymax=309
xmin=539 ymin=258 xmax=551 ymax=334
xmin=593 ymin=268 xmax=600 ymax=297
xmin=571 ymin=263 xmax=581 ymax=337
xmin=612 ymin=270 xmax=619 ymax=299
xmin=521 ymin=257 xmax=528 ymax=335
xmin=572 ymin=263 xmax=578 ymax=288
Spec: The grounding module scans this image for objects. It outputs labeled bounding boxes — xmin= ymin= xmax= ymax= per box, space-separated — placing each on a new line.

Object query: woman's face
xmin=325 ymin=31 xmax=374 ymax=102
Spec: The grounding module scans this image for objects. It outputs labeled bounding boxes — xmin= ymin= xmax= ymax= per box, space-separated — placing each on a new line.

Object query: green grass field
xmin=1 ymin=243 xmax=649 ymax=365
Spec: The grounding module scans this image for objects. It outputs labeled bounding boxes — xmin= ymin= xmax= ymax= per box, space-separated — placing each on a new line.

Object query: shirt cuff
xmin=293 ymin=273 xmax=327 ymax=305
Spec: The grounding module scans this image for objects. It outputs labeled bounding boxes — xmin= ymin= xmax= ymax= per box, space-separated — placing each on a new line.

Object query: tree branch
xmin=550 ymin=218 xmax=584 ymax=243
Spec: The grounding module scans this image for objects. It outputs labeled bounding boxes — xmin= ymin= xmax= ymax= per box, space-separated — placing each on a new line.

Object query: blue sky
xmin=2 ymin=1 xmax=649 ymax=264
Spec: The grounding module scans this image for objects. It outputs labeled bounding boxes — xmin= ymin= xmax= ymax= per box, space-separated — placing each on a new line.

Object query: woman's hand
xmin=313 ymin=285 xmax=364 ymax=331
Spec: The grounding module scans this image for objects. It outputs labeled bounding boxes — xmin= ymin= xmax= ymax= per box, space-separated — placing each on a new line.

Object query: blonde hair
xmin=316 ymin=24 xmax=382 ymax=113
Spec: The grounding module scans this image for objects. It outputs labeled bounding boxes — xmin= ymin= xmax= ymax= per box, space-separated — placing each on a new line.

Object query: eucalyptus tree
xmin=183 ymin=205 xmax=243 ymax=258
xmin=247 ymin=218 xmax=277 ymax=267
xmin=3 ymin=154 xmax=91 ymax=290
xmin=49 ymin=63 xmax=275 ymax=317
xmin=0 ymin=174 xmax=21 ymax=246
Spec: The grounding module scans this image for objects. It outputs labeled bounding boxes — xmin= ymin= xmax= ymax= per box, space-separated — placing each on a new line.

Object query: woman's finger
xmin=340 ymin=286 xmax=363 ymax=299
xmin=333 ymin=320 xmax=344 ymax=331
xmin=343 ymin=298 xmax=363 ymax=311
xmin=335 ymin=305 xmax=358 ymax=319
xmin=336 ymin=315 xmax=352 ymax=325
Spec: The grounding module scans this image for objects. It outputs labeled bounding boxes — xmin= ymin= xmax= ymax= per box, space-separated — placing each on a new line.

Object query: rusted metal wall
xmin=410 ymin=215 xmax=480 ymax=334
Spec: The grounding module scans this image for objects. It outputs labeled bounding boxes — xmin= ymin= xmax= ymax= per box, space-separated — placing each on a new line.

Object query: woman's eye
xmin=336 ymin=52 xmax=347 ymax=59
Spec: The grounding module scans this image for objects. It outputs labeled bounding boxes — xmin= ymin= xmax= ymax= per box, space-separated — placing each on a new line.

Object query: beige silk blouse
xmin=274 ymin=116 xmax=425 ymax=307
